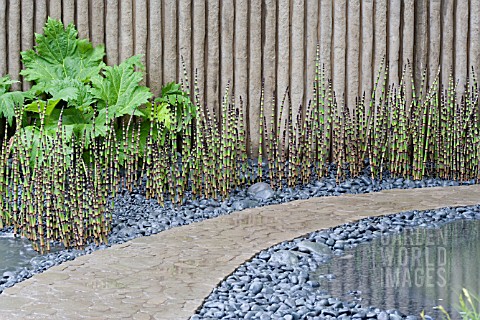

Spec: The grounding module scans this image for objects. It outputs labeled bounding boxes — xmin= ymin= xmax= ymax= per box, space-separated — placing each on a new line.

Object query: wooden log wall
xmin=0 ymin=0 xmax=479 ymax=150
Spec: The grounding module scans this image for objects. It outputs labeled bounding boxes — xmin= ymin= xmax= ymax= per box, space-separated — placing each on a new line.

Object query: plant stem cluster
xmin=1 ymin=25 xmax=480 ymax=252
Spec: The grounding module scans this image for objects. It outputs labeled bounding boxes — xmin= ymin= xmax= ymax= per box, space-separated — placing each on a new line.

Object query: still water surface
xmin=312 ymin=219 xmax=480 ymax=319
xmin=0 ymin=233 xmax=38 ymax=275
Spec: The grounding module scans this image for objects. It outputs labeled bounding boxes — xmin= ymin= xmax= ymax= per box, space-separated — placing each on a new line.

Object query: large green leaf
xmin=30 ymin=18 xmax=78 ymax=64
xmin=91 ymin=55 xmax=152 ymax=119
xmin=20 ymin=49 xmax=65 ymax=83
xmin=20 ymin=18 xmax=105 ymax=84
xmin=138 ymin=101 xmax=173 ymax=129
xmin=63 ymin=44 xmax=105 ymax=82
xmin=20 ymin=105 xmax=107 ymax=150
xmin=0 ymin=75 xmax=17 ymax=94
xmin=154 ymin=81 xmax=196 ymax=132
xmin=47 ymin=78 xmax=95 ymax=110
xmin=0 ymin=75 xmax=32 ymax=125
xmin=47 ymin=108 xmax=108 ymax=144
xmin=24 ymin=99 xmax=61 ymax=116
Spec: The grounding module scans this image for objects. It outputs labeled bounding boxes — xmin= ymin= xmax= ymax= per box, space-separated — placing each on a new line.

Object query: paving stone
xmin=132 ymin=311 xmax=152 ymax=320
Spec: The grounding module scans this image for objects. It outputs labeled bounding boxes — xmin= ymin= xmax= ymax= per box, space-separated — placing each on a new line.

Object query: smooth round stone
xmin=231 ymin=199 xmax=259 ymax=211
xmin=297 ymin=191 xmax=310 ymax=199
xmin=247 ymin=182 xmax=275 ymax=200
xmin=251 ymin=304 xmax=266 ymax=311
xmin=267 ymin=304 xmax=280 ymax=312
xmin=297 ymin=240 xmax=332 ymax=256
xmin=249 ymin=282 xmax=263 ymax=295
xmin=268 ymin=250 xmax=299 ymax=267
xmin=259 ymin=313 xmax=271 ymax=320
xmin=333 ymin=241 xmax=345 ymax=250
xmin=315 ymin=181 xmax=325 ymax=188
xmin=322 ymin=309 xmax=339 ymax=317
xmin=258 ymin=251 xmax=271 ymax=260
xmin=377 ymin=311 xmax=389 ymax=320
xmin=352 ymin=311 xmax=366 ymax=318
xmin=240 ymin=303 xmax=250 ymax=312
xmin=255 ymin=189 xmax=275 ymax=201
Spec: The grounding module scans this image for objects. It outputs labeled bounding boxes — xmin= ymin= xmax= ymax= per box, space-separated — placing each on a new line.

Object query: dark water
xmin=0 ymin=233 xmax=38 ymax=275
xmin=311 ymin=219 xmax=480 ymax=319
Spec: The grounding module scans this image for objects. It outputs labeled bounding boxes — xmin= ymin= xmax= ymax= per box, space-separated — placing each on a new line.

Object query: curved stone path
xmin=0 ymin=185 xmax=480 ymax=320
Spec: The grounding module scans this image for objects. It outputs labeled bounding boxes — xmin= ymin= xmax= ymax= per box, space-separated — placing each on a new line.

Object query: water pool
xmin=311 ymin=219 xmax=480 ymax=318
xmin=0 ymin=233 xmax=38 ymax=283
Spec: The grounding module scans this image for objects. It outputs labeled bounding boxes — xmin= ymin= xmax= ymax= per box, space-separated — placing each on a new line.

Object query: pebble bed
xmin=193 ymin=204 xmax=480 ymax=320
xmin=0 ymin=166 xmax=476 ymax=306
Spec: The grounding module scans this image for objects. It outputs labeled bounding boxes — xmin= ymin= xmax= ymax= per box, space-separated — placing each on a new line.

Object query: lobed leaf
xmin=20 ymin=18 xmax=105 ymax=84
xmin=92 ymin=55 xmax=152 ymax=119
xmin=0 ymin=75 xmax=32 ymax=125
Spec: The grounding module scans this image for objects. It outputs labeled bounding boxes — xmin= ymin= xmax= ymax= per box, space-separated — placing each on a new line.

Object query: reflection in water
xmin=0 ymin=233 xmax=38 ymax=274
xmin=311 ymin=220 xmax=480 ymax=319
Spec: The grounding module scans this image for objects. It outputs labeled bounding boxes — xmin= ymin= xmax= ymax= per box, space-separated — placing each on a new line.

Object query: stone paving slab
xmin=0 ymin=185 xmax=480 ymax=319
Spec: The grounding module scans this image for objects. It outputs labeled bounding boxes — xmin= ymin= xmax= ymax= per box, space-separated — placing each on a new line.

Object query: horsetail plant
xmin=3 ymin=41 xmax=480 ymax=253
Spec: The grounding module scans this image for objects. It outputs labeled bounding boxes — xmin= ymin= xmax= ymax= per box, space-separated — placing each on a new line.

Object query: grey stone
xmin=352 ymin=311 xmax=366 ymax=318
xmin=258 ymin=251 xmax=271 ymax=260
xmin=249 ymin=281 xmax=263 ymax=295
xmin=268 ymin=250 xmax=299 ymax=267
xmin=297 ymin=240 xmax=332 ymax=256
xmin=240 ymin=303 xmax=250 ymax=312
xmin=248 ymin=182 xmax=275 ymax=200
xmin=231 ymin=199 xmax=259 ymax=211
xmin=244 ymin=310 xmax=256 ymax=319
xmin=333 ymin=241 xmax=345 ymax=250
xmin=255 ymin=189 xmax=276 ymax=201
xmin=377 ymin=311 xmax=389 ymax=320
xmin=260 ymin=314 xmax=271 ymax=320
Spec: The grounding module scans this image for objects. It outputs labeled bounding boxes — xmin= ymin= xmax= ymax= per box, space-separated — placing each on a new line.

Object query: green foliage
xmin=0 ymin=75 xmax=31 ymax=125
xmin=456 ymin=289 xmax=480 ymax=320
xmin=422 ymin=288 xmax=480 ymax=320
xmin=15 ymin=18 xmax=153 ymax=152
xmin=153 ymin=81 xmax=195 ymax=131
xmin=139 ymin=100 xmax=172 ymax=130
xmin=2 ymin=18 xmax=189 ymax=159
xmin=92 ymin=55 xmax=153 ymax=122
xmin=0 ymin=119 xmax=113 ymax=252
xmin=18 ymin=18 xmax=106 ymax=144
xmin=20 ymin=17 xmax=105 ymax=84
xmin=132 ymin=81 xmax=196 ymax=158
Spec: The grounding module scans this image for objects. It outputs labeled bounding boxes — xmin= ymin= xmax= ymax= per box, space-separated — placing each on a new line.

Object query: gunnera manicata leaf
xmin=20 ymin=17 xmax=105 ymax=84
xmin=0 ymin=75 xmax=32 ymax=125
xmin=91 ymin=55 xmax=153 ymax=120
